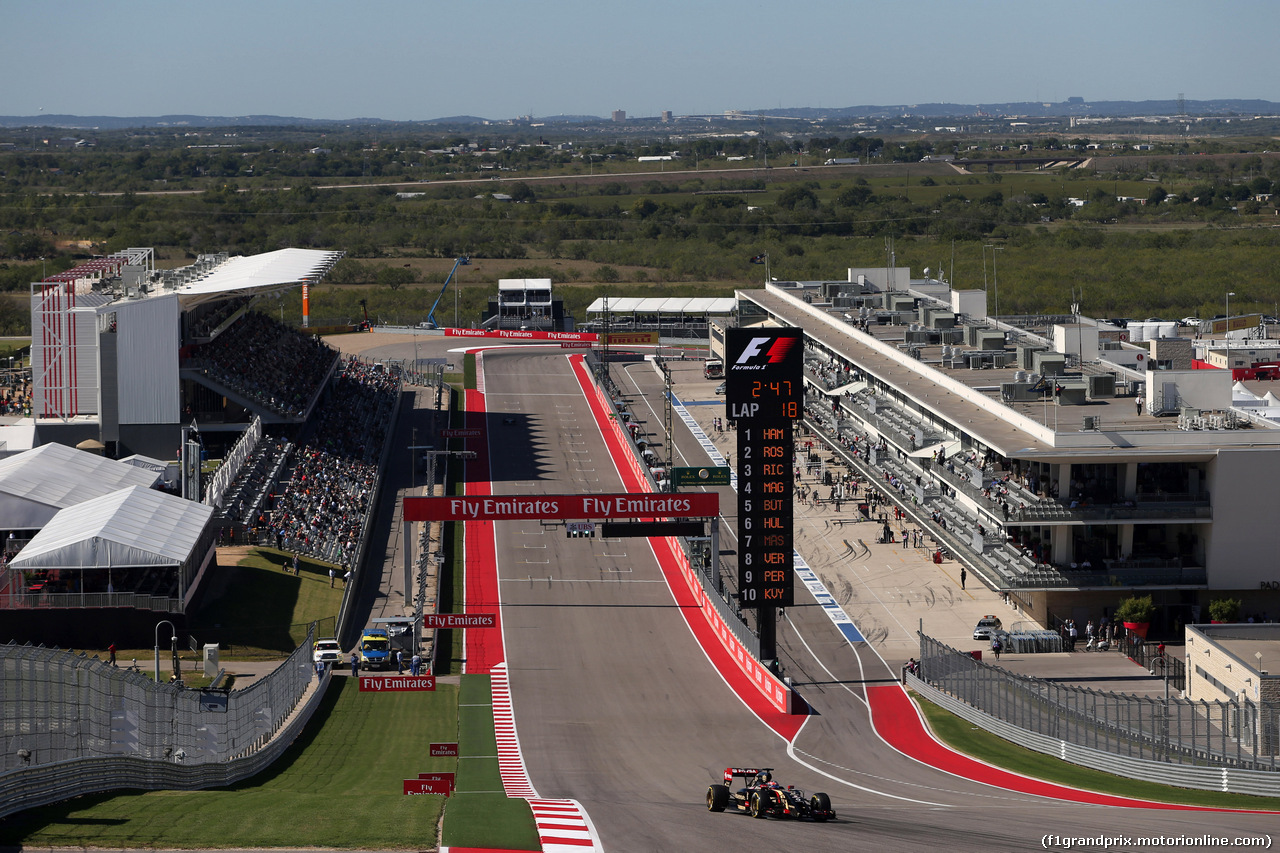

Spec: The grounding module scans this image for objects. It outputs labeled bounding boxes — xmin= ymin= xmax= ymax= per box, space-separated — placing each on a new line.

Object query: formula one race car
xmin=706 ymin=767 xmax=834 ymax=821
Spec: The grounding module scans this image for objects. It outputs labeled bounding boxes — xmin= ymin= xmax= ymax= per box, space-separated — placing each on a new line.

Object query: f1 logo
xmin=735 ymin=336 xmax=798 ymax=366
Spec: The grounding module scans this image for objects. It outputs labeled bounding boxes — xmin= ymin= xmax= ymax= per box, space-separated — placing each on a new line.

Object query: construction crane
xmin=427 ymin=256 xmax=471 ymax=329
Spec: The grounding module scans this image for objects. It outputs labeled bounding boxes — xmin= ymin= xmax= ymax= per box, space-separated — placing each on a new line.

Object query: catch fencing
xmin=0 ymin=626 xmax=323 ymax=817
xmin=918 ymin=632 xmax=1280 ymax=773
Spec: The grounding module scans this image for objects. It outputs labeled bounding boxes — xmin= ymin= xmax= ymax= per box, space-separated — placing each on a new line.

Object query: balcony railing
xmin=1016 ymin=494 xmax=1211 ymax=523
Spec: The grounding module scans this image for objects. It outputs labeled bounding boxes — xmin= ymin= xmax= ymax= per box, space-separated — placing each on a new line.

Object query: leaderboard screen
xmin=726 ymin=328 xmax=803 ymax=609
xmin=735 ymin=421 xmax=794 ymax=607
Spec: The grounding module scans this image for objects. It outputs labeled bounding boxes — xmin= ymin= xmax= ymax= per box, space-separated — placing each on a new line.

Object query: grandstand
xmin=30 ymin=247 xmax=344 ymax=460
xmin=3 ymin=246 xmax=408 ymax=645
xmin=210 ymin=357 xmax=402 ymax=569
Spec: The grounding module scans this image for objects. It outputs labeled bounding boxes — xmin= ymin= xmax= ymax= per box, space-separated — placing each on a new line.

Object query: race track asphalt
xmin=342 ymin=336 xmax=1279 ymax=853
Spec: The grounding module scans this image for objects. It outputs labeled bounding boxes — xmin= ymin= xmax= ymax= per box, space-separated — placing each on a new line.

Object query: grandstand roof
xmin=585 ymin=296 xmax=736 ymax=315
xmin=174 ymin=248 xmax=345 ymax=305
xmin=0 ymin=443 xmax=161 ymax=529
xmin=10 ymin=485 xmax=214 ymax=571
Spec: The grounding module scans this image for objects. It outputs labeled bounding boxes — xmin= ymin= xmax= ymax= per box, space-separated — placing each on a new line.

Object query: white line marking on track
xmin=503 ymin=577 xmax=666 ymax=584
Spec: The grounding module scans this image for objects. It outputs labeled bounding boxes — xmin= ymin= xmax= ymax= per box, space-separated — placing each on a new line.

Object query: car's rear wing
xmin=723 ymin=767 xmax=772 ymax=784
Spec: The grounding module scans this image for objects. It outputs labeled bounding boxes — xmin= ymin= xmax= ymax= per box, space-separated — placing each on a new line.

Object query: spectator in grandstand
xmin=187 ymin=312 xmax=337 ymax=418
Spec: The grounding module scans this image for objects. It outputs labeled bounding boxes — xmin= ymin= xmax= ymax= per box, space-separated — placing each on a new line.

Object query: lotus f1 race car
xmin=706 ymin=767 xmax=834 ymax=821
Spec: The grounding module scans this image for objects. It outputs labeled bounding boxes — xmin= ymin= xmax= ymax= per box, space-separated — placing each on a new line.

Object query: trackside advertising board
xmin=424 ymin=613 xmax=496 ymax=629
xmin=404 ymin=772 xmax=455 ymax=795
xmin=672 ymin=466 xmax=732 ymax=487
xmin=405 ymin=493 xmax=718 ymax=522
xmin=358 ymin=676 xmax=436 ymax=692
xmin=443 ymin=328 xmax=598 ymax=342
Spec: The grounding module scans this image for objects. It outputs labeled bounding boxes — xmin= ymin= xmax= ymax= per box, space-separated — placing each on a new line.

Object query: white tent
xmin=0 ymin=443 xmax=160 ymax=530
xmin=11 ymin=485 xmax=213 ymax=572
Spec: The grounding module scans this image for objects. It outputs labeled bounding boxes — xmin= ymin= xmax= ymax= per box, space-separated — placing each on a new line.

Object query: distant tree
xmin=836 ymin=185 xmax=872 ymax=207
xmin=509 ymin=182 xmax=536 ymax=203
xmin=632 ymin=198 xmax=658 ymax=218
xmin=1146 ymin=186 xmax=1168 ymax=206
xmin=2 ymin=232 xmax=53 ymax=260
xmin=776 ymin=185 xmax=819 ymax=211
xmin=376 ymin=265 xmax=415 ymax=291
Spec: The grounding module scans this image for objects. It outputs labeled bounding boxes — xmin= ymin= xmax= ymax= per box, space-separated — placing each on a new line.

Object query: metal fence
xmin=0 ymin=625 xmax=318 ymax=775
xmin=919 ymin=632 xmax=1280 ymax=771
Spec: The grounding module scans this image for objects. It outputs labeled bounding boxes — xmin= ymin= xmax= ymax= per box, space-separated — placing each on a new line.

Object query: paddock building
xmin=737 ymin=268 xmax=1280 ymax=634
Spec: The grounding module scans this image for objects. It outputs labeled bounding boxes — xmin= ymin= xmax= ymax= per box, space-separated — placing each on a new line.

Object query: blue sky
xmin=3 ymin=0 xmax=1277 ymax=120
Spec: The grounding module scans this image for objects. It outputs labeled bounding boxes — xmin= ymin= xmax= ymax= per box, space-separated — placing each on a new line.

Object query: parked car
xmin=313 ymin=638 xmax=343 ymax=667
xmin=973 ymin=615 xmax=1003 ymax=640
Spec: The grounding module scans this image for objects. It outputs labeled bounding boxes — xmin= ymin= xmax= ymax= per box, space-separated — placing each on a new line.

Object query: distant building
xmin=734 ymin=268 xmax=1280 ymax=632
xmin=611 ymin=110 xmax=626 ymax=122
xmin=661 ymin=110 xmax=672 ymax=123
xmin=483 ymin=278 xmax=571 ymax=332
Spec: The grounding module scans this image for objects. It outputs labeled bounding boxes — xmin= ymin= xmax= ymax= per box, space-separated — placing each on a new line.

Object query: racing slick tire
xmin=706 ymin=784 xmax=730 ymax=812
xmin=750 ymin=791 xmax=769 ymax=819
xmin=811 ymin=792 xmax=832 ymax=821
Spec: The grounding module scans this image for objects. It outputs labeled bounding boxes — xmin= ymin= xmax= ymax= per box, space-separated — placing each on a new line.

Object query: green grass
xmin=442 ymin=675 xmax=538 ymax=851
xmin=912 ymin=691 xmax=1280 ymax=810
xmin=463 ymin=353 xmax=477 ymax=389
xmin=0 ymin=338 xmax=30 ymax=357
xmin=187 ymin=547 xmax=344 ymax=657
xmin=0 ymin=678 xmax=457 ymax=849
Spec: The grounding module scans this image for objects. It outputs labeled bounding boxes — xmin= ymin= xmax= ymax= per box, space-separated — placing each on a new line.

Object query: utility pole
xmin=985 ymin=245 xmax=1005 ymax=319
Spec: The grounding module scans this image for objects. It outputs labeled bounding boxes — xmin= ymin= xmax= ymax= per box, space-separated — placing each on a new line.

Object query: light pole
xmin=154 ymin=619 xmax=176 ymax=683
xmin=1226 ymin=291 xmax=1236 ymax=378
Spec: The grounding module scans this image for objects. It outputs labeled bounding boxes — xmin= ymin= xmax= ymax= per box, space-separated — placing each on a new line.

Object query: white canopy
xmin=0 ymin=443 xmax=160 ymax=529
xmin=10 ymin=485 xmax=214 ymax=570
xmin=174 ymin=248 xmax=345 ymax=306
xmin=585 ymin=296 xmax=737 ymax=315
